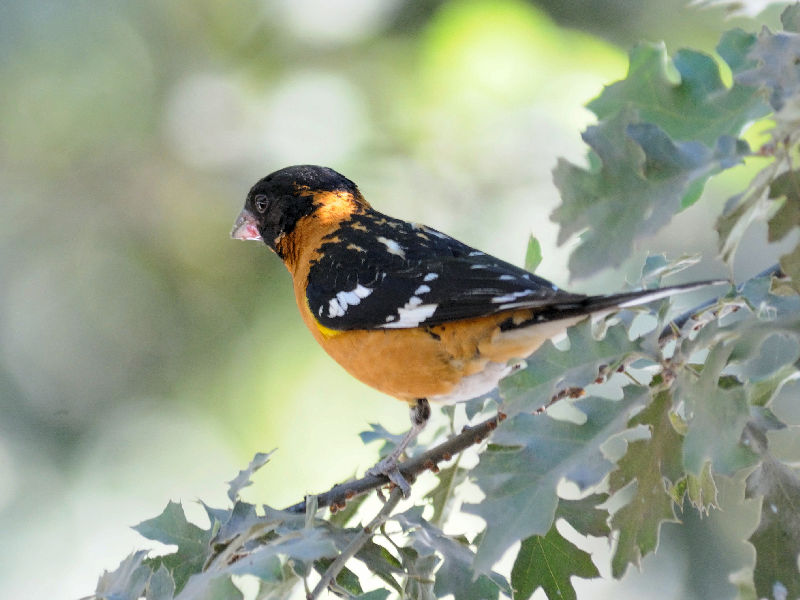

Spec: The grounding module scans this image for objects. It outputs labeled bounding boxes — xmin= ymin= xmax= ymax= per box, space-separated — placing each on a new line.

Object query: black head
xmin=231 ymin=165 xmax=362 ymax=251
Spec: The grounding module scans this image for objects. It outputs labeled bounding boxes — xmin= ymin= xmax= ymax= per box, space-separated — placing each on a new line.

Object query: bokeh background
xmin=0 ymin=1 xmax=788 ymax=598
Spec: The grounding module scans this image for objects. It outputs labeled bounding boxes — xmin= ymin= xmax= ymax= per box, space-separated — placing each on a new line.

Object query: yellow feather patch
xmin=315 ymin=320 xmax=343 ymax=338
xmin=305 ymin=297 xmax=344 ymax=338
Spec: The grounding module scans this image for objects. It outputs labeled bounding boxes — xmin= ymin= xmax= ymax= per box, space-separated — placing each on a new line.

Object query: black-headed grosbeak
xmin=232 ymin=165 xmax=718 ymax=492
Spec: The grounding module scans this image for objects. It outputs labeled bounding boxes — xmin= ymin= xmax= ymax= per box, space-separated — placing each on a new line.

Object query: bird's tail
xmin=536 ymin=279 xmax=730 ymax=323
xmin=482 ymin=279 xmax=729 ymax=370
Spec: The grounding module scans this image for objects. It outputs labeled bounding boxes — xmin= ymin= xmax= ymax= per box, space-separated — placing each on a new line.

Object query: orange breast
xmin=294 ymin=290 xmax=575 ymax=402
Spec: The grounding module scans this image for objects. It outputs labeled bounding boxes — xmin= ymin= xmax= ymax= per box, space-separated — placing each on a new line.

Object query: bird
xmin=232 ymin=164 xmax=721 ymax=494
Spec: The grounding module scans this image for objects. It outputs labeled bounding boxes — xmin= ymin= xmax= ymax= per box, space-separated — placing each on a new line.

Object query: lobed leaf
xmin=609 ymin=390 xmax=682 ymax=578
xmin=423 ymin=462 xmax=469 ymax=526
xmin=94 ymin=550 xmax=151 ymax=600
xmin=467 ymin=387 xmax=648 ymax=573
xmin=146 ymin=566 xmax=176 ymax=600
xmin=396 ymin=508 xmax=509 ymax=600
xmin=589 ymin=38 xmax=765 ymax=145
xmin=134 ymin=501 xmax=211 ymax=593
xmin=500 ymin=319 xmax=646 ymax=417
xmin=354 ymin=540 xmax=404 ymax=595
xmin=552 ymin=107 xmax=749 ymax=279
xmin=227 ymin=451 xmax=273 ymax=503
xmin=511 ymin=525 xmax=599 ymax=600
xmin=736 ymin=27 xmax=800 ymax=112
xmin=745 ymin=457 xmax=800 ymax=599
xmin=679 ymin=345 xmax=759 ymax=476
xmin=556 ymin=494 xmax=611 ymax=538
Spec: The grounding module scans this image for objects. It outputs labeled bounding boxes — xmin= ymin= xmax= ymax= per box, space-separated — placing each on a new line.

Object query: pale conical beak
xmin=231 ymin=209 xmax=262 ymax=241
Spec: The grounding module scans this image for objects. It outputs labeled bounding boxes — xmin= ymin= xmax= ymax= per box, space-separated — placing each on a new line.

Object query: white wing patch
xmin=423 ymin=273 xmax=439 ymax=282
xmin=380 ymin=282 xmax=437 ymax=328
xmin=326 ymin=284 xmax=373 ymax=318
xmin=381 ymin=300 xmax=438 ymax=328
xmin=377 ymin=236 xmax=406 ymax=258
xmin=491 ymin=289 xmax=535 ymax=304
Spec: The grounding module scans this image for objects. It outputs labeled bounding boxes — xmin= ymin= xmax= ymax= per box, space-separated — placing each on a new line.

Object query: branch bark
xmin=284 ymin=412 xmax=503 ymax=514
xmin=307 ymin=487 xmax=404 ymax=599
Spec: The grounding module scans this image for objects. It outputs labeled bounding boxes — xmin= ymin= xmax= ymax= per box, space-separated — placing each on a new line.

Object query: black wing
xmin=305 ymin=211 xmax=585 ymax=331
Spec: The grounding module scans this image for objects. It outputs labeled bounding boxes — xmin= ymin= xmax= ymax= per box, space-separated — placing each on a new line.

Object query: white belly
xmin=429 ymin=360 xmax=522 ymax=404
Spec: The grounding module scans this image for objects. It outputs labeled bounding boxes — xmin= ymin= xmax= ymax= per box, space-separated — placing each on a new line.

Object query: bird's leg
xmin=366 ymin=398 xmax=430 ymax=497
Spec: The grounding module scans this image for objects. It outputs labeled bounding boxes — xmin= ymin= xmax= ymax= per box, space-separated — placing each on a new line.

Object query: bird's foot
xmin=367 ymin=455 xmax=411 ymax=498
xmin=365 ymin=398 xmax=430 ymax=499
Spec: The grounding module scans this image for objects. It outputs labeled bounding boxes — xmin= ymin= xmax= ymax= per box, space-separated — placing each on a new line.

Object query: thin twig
xmin=307 ymin=487 xmax=404 ymax=600
xmin=284 ymin=413 xmax=504 ymax=514
xmin=657 ymin=263 xmax=782 ymax=342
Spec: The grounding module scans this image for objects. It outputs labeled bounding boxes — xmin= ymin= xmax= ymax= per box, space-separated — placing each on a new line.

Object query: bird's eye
xmin=254 ymin=194 xmax=268 ymax=213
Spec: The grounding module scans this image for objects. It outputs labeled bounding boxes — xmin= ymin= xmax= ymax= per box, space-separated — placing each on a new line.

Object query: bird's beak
xmin=231 ymin=209 xmax=262 ymax=241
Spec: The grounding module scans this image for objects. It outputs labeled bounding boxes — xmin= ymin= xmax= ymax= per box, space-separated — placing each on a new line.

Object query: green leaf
xmin=467 ymin=388 xmax=648 ymax=573
xmin=686 ymin=461 xmax=719 ymax=513
xmin=640 ymin=253 xmax=701 ymax=287
xmin=780 ymin=243 xmax=800 ymax=295
xmin=146 ymin=566 xmax=175 ymax=600
xmin=767 ymin=170 xmax=800 ymax=243
xmin=227 ymin=451 xmax=273 ymax=502
xmin=134 ymin=501 xmax=211 ymax=592
xmin=609 ymin=390 xmax=682 ymax=578
xmin=175 ymin=572 xmax=245 ymax=600
xmin=252 ymin=564 xmax=300 ymax=600
xmin=748 ymin=364 xmax=800 ymax=406
xmin=717 ymin=28 xmax=761 ymax=73
xmin=423 ymin=462 xmax=468 ymax=526
xmin=315 ymin=558 xmax=363 ymax=596
xmin=589 ymin=39 xmax=765 ymax=145
xmin=737 ymin=334 xmax=800 ymax=385
xmin=207 ymin=501 xmax=264 ymax=551
xmin=135 ymin=501 xmax=209 ymax=549
xmin=782 ymin=4 xmax=800 ymax=32
xmin=398 ymin=545 xmax=437 ymax=600
xmin=396 ymin=509 xmax=509 ymax=600
xmin=682 ymin=384 xmax=757 ymax=476
xmin=511 ymin=524 xmax=599 ymax=600
xmin=736 ymin=28 xmax=800 ymax=111
xmin=680 ymin=343 xmax=761 ymax=476
xmin=557 ymin=494 xmax=611 ymax=538
xmin=524 ymin=235 xmax=542 ymax=272
xmin=738 ymin=273 xmax=800 ymax=319
xmin=671 ymin=461 xmax=719 ymax=514
xmin=500 ymin=319 xmax=645 ymax=417
xmin=181 ymin=527 xmax=339 ymax=596
xmin=355 ymin=540 xmax=404 ymax=594
xmin=552 ymin=108 xmax=749 ymax=279
xmin=95 ymin=551 xmax=151 ymax=600
xmin=359 ymin=423 xmax=409 ymax=457
xmin=745 ymin=457 xmax=800 ymax=599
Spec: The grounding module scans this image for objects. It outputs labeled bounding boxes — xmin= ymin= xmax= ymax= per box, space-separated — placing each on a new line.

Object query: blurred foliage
xmin=1 ymin=0 xmax=797 ymax=598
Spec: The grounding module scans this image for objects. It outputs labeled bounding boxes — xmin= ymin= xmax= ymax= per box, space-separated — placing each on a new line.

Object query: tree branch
xmin=308 ymin=487 xmax=404 ymax=600
xmin=284 ymin=412 xmax=504 ymax=514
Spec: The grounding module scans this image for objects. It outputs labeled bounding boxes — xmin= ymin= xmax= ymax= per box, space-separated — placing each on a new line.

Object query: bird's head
xmin=231 ymin=165 xmax=368 ymax=254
